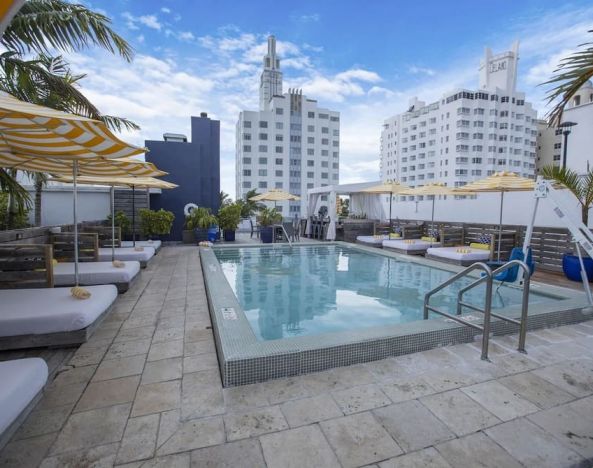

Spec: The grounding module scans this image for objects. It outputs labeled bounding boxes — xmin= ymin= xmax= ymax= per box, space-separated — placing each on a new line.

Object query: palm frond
xmin=2 ymin=0 xmax=133 ymax=61
xmin=99 ymin=115 xmax=141 ymax=132
xmin=543 ymin=30 xmax=593 ymax=125
xmin=541 ymin=165 xmax=583 ymax=199
xmin=0 ymin=169 xmax=31 ymax=210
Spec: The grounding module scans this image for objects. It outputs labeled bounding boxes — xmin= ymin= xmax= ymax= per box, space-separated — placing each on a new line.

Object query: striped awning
xmin=0 ymin=93 xmax=146 ymax=160
xmin=250 ymin=189 xmax=300 ymax=201
xmin=401 ymin=182 xmax=473 ymax=196
xmin=361 ymin=181 xmax=410 ymax=195
xmin=456 ymin=171 xmax=535 ymax=193
xmin=50 ymin=175 xmax=177 ymax=189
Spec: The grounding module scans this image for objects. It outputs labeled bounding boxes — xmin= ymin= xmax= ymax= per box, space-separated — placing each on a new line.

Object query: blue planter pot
xmin=563 ymin=254 xmax=593 ymax=282
xmin=223 ymin=230 xmax=235 ymax=242
xmin=260 ymin=226 xmax=273 ymax=243
xmin=193 ymin=228 xmax=208 ymax=243
xmin=207 ymin=226 xmax=219 ymax=242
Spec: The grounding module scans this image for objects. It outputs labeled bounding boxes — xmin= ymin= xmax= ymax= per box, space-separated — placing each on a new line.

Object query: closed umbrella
xmin=361 ymin=181 xmax=409 ymax=223
xmin=0 ymin=93 xmax=164 ymax=285
xmin=401 ymin=182 xmax=472 ymax=232
xmin=50 ymin=175 xmax=177 ymax=259
xmin=457 ymin=171 xmax=535 ymax=261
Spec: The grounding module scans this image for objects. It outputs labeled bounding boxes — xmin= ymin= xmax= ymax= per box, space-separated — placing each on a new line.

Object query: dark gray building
xmin=146 ymin=113 xmax=220 ymax=241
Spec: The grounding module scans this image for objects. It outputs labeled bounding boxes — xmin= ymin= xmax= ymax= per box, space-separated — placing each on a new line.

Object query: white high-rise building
xmin=236 ymin=36 xmax=340 ymax=216
xmin=536 ymin=80 xmax=593 ymax=176
xmin=380 ymin=43 xmax=538 ymax=193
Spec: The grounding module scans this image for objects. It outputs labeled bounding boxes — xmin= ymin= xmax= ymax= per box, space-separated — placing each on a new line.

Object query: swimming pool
xmin=201 ymin=242 xmax=587 ymax=386
xmin=215 ymin=245 xmax=553 ymax=341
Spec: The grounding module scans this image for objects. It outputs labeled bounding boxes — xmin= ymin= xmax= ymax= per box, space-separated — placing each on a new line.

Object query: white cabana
xmin=306 ymin=181 xmax=384 ymax=240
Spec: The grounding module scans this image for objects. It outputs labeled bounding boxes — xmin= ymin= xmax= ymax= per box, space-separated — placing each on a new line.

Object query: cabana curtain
xmin=350 ymin=193 xmax=385 ymax=221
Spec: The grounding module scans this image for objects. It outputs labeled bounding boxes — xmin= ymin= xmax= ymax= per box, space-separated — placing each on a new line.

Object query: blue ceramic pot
xmin=562 ymin=254 xmax=593 ymax=282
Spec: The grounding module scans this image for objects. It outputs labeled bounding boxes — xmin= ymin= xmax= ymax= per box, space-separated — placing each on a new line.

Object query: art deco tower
xmin=259 ymin=35 xmax=283 ymax=111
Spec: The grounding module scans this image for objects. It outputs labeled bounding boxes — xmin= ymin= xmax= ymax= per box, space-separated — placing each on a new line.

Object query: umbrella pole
xmin=389 ymin=192 xmax=393 ymax=227
xmin=73 ymin=161 xmax=79 ymax=286
xmin=111 ymin=186 xmax=115 ymax=262
xmin=132 ymin=185 xmax=136 ymax=247
xmin=497 ymin=191 xmax=504 ymax=262
xmin=431 ymin=197 xmax=435 ymax=232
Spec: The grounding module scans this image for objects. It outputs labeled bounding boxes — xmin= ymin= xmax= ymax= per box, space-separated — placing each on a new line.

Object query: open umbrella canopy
xmin=249 ymin=188 xmax=300 ymax=202
xmin=455 ymin=171 xmax=535 ymax=193
xmin=400 ymin=182 xmax=465 ymax=196
xmin=456 ymin=172 xmax=535 ymax=261
xmin=49 ymin=175 xmax=177 ymax=189
xmin=361 ymin=180 xmax=410 ymax=222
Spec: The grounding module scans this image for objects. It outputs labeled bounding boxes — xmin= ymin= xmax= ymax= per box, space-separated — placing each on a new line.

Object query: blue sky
xmin=71 ymin=1 xmax=593 ymax=196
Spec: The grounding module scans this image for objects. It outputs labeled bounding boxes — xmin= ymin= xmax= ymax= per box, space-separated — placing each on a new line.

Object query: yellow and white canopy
xmin=250 ymin=189 xmax=300 ymax=202
xmin=50 ymin=175 xmax=177 ymax=189
xmin=361 ymin=181 xmax=409 ymax=195
xmin=401 ymin=182 xmax=465 ymax=196
xmin=456 ymin=171 xmax=535 ymax=193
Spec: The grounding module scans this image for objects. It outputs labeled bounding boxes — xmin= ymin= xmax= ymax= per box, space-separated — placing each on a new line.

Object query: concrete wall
xmin=27 ymin=186 xmax=111 ymax=226
xmin=146 ymin=115 xmax=220 ymax=241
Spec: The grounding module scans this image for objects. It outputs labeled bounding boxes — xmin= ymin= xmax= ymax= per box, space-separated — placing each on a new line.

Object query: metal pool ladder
xmin=423 ymin=260 xmax=531 ymax=360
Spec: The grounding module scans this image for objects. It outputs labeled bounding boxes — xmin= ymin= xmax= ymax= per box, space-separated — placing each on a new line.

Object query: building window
xmin=319 ymin=113 xmax=329 ymax=119
xmin=242 ymin=157 xmax=251 ymax=164
xmin=321 ymin=172 xmax=328 ymax=179
xmin=307 ymin=171 xmax=314 ymax=178
xmin=275 ymin=146 xmax=283 ymax=153
xmin=259 ymin=121 xmax=268 ymax=128
xmin=307 ymin=137 xmax=314 ymax=144
xmin=275 ymin=107 xmax=284 ymax=115
xmin=307 ymin=149 xmax=314 ymax=155
xmin=330 ymin=116 xmax=339 ymax=122
xmin=307 ymin=125 xmax=315 ymax=132
xmin=258 ymin=169 xmax=267 ymax=176
xmin=258 ymin=145 xmax=268 ymax=152
xmin=275 ymin=170 xmax=283 ymax=177
xmin=275 ymin=158 xmax=283 ymax=165
xmin=322 ymin=127 xmax=329 ymax=134
xmin=276 ymin=135 xmax=283 ymax=141
xmin=243 ymin=121 xmax=252 ymax=128
xmin=243 ymin=145 xmax=251 ymax=152
xmin=308 ymin=111 xmax=315 ymax=118
xmin=242 ymin=181 xmax=251 ymax=188
xmin=258 ymin=181 xmax=267 ymax=188
xmin=321 ymin=150 xmax=329 ymax=156
xmin=307 ymin=160 xmax=314 ymax=167
xmin=321 ymin=161 xmax=328 ymax=168
xmin=243 ymin=133 xmax=251 ymax=140
xmin=276 ymin=122 xmax=283 ymax=130
xmin=275 ymin=182 xmax=283 ymax=189
xmin=242 ymin=169 xmax=251 ymax=176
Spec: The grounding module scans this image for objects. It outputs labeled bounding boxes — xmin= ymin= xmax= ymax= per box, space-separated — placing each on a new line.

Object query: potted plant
xmin=107 ymin=210 xmax=131 ymax=239
xmin=139 ymin=209 xmax=175 ymax=240
xmin=218 ymin=203 xmax=242 ymax=242
xmin=186 ymin=207 xmax=217 ymax=243
xmin=542 ymin=165 xmax=593 ymax=281
xmin=258 ymin=207 xmax=282 ymax=243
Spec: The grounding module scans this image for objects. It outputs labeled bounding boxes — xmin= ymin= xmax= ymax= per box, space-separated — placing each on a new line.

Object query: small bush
xmin=139 ymin=209 xmax=175 ymax=237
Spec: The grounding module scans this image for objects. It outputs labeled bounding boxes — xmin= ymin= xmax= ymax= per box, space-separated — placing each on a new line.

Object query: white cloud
xmin=408 ymin=65 xmax=436 ymax=76
xmin=295 ymin=13 xmax=320 ymax=23
xmin=161 ymin=7 xmax=171 ymax=14
xmin=178 ymin=31 xmax=195 ymax=42
xmin=138 ymin=15 xmax=161 ymax=30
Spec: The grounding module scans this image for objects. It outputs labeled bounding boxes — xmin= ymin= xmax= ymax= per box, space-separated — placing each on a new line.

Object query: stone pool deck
xmin=0 ymin=245 xmax=592 ymax=467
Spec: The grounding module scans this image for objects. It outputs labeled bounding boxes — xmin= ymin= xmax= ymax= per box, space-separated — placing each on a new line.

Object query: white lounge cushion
xmin=0 ymin=285 xmax=117 ymax=337
xmin=426 ymin=246 xmax=491 ymax=262
xmin=0 ymin=358 xmax=47 ymax=435
xmin=356 ymin=235 xmax=389 ymax=245
xmin=121 ymin=240 xmax=162 ymax=250
xmin=383 ymin=239 xmax=438 ymax=252
xmin=98 ymin=247 xmax=155 ymax=263
xmin=53 ymin=261 xmax=140 ymax=286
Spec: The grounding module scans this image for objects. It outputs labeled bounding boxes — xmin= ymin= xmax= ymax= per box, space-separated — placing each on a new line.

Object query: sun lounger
xmin=53 ymin=261 xmax=140 ymax=293
xmin=356 ymin=235 xmax=390 ymax=246
xmin=383 ymin=237 xmax=440 ymax=255
xmin=426 ymin=245 xmax=491 ymax=266
xmin=98 ymin=246 xmax=155 ymax=267
xmin=0 ymin=285 xmax=117 ymax=350
xmin=0 ymin=358 xmax=48 ymax=450
xmin=121 ymin=239 xmax=162 ymax=253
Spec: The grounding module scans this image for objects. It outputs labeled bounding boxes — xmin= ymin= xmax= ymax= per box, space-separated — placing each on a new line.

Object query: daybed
xmin=53 ymin=261 xmax=140 ymax=293
xmin=356 ymin=234 xmax=390 ymax=247
xmin=121 ymin=239 xmax=162 ymax=253
xmin=0 ymin=358 xmax=48 ymax=450
xmin=383 ymin=237 xmax=441 ymax=255
xmin=426 ymin=245 xmax=492 ymax=266
xmin=98 ymin=246 xmax=155 ymax=267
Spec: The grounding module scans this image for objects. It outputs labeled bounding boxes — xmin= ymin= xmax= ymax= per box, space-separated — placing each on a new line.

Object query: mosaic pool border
xmin=200 ymin=241 xmax=589 ymax=387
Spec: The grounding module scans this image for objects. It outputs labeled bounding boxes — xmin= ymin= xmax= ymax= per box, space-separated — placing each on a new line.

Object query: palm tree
xmin=0 ymin=0 xmax=137 ymax=226
xmin=543 ymin=30 xmax=593 ymax=125
xmin=239 ymin=189 xmax=263 ymax=218
xmin=219 ymin=191 xmax=231 ymax=208
xmin=542 ymin=165 xmax=593 ymax=225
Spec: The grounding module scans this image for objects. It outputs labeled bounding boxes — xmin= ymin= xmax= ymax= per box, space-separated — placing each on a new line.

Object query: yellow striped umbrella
xmin=361 ymin=181 xmax=410 ymax=222
xmin=250 ymin=189 xmax=300 ymax=208
xmin=457 ymin=171 xmax=535 ymax=260
xmin=50 ymin=175 xmax=177 ymax=258
xmin=0 ymin=93 xmax=163 ymax=284
xmin=401 ymin=183 xmax=472 ymax=231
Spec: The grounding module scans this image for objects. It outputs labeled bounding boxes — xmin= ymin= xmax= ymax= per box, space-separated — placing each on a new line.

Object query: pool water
xmin=214 ymin=245 xmax=555 ymax=341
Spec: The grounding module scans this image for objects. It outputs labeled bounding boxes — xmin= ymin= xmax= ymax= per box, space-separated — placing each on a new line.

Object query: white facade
xmin=236 ymin=36 xmax=340 ymax=216
xmin=536 ymin=80 xmax=593 ymax=175
xmin=380 ymin=43 xmax=538 ymax=195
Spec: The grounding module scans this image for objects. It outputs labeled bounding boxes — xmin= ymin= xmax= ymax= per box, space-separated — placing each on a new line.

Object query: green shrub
xmin=217 ymin=203 xmax=242 ymax=231
xmin=185 ymin=207 xmax=217 ymax=230
xmin=258 ymin=207 xmax=282 ymax=226
xmin=107 ymin=210 xmax=131 ymax=235
xmin=139 ymin=209 xmax=175 ymax=237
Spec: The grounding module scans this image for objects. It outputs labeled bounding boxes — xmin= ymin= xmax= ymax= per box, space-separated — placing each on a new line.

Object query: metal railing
xmin=280 ymin=225 xmax=293 ymax=247
xmin=424 ymin=259 xmax=532 ymax=360
xmin=424 ymin=262 xmax=493 ymax=360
